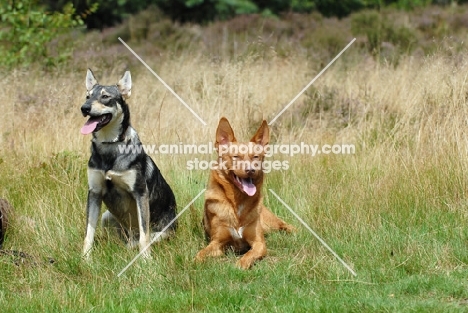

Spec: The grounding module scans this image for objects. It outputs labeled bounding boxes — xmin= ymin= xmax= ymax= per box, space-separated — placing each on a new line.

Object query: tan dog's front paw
xmin=195 ymin=245 xmax=224 ymax=262
xmin=235 ymin=257 xmax=254 ymax=270
xmin=195 ymin=250 xmax=206 ymax=262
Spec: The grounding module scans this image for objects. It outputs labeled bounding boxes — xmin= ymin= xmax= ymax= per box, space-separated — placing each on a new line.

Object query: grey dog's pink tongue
xmin=241 ymin=177 xmax=256 ymax=196
xmin=81 ymin=117 xmax=100 ymax=135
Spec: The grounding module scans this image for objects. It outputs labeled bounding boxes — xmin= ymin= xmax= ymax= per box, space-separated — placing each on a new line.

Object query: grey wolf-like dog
xmin=81 ymin=69 xmax=177 ymax=258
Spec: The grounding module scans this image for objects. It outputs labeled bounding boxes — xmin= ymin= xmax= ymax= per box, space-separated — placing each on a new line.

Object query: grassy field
xmin=1 ymin=6 xmax=468 ymax=312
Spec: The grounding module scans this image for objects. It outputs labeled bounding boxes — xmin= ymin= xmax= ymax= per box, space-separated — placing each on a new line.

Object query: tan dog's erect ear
xmin=215 ymin=117 xmax=236 ymax=149
xmin=250 ymin=120 xmax=269 ymax=146
xmin=86 ymin=69 xmax=98 ymax=92
xmin=117 ymin=71 xmax=132 ymax=99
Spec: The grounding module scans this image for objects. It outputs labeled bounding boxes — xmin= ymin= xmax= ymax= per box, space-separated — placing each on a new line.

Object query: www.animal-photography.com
xmin=1 ymin=0 xmax=468 ymax=312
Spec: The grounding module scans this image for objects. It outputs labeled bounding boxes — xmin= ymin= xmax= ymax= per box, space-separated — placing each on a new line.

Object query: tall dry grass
xmin=1 ymin=42 xmax=467 ymax=164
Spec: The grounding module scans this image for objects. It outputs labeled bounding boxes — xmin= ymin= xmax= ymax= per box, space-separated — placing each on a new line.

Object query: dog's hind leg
xmin=135 ymin=191 xmax=151 ymax=258
xmin=150 ymin=231 xmax=171 ymax=243
xmin=101 ymin=210 xmax=127 ymax=240
xmin=260 ymin=205 xmax=295 ymax=233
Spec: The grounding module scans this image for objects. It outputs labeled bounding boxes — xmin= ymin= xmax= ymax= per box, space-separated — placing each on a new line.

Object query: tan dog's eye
xmin=253 ymin=155 xmax=259 ymax=159
xmin=232 ymin=155 xmax=238 ymax=159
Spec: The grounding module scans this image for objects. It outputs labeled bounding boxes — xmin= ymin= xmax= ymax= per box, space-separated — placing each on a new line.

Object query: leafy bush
xmin=0 ymin=0 xmax=86 ymax=68
xmin=41 ymin=0 xmax=151 ymax=29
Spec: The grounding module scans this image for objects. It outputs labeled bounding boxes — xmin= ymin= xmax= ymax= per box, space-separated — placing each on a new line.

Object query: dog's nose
xmin=245 ymin=168 xmax=255 ymax=175
xmin=81 ymin=103 xmax=91 ymax=116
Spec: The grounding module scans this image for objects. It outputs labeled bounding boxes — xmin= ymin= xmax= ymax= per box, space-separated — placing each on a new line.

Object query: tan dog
xmin=196 ymin=117 xmax=294 ymax=269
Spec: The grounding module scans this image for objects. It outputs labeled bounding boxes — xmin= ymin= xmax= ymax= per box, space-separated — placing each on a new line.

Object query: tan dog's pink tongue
xmin=242 ymin=178 xmax=256 ymax=196
xmin=81 ymin=117 xmax=100 ymax=135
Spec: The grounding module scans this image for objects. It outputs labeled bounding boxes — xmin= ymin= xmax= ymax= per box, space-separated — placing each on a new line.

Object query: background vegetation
xmin=1 ymin=0 xmax=468 ymax=312
xmin=2 ymin=0 xmax=468 ymax=68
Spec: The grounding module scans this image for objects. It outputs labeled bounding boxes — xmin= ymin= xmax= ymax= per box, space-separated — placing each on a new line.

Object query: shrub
xmin=0 ymin=0 xmax=86 ymax=68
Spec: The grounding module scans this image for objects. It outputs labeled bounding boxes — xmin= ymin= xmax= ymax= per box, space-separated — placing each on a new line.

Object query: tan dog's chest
xmin=204 ymin=195 xmax=261 ymax=244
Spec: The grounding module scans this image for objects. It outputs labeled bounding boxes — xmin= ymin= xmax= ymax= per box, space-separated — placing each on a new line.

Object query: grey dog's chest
xmin=87 ymin=134 xmax=146 ymax=220
xmin=88 ymin=168 xmax=137 ymax=193
xmin=88 ymin=167 xmax=139 ymax=224
xmin=88 ymin=134 xmax=142 ymax=192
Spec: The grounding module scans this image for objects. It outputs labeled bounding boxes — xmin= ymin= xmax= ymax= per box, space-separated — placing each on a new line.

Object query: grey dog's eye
xmin=102 ymin=94 xmax=109 ymax=99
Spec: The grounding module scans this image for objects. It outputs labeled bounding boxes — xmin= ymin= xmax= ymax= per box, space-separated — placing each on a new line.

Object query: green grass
xmin=1 ymin=147 xmax=467 ymax=312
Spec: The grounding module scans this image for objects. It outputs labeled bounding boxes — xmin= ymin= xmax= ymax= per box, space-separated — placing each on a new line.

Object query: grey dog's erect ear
xmin=117 ymin=71 xmax=132 ymax=99
xmin=86 ymin=69 xmax=98 ymax=92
